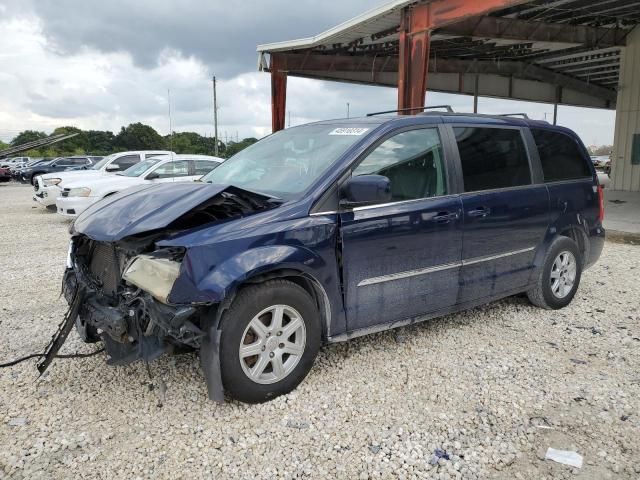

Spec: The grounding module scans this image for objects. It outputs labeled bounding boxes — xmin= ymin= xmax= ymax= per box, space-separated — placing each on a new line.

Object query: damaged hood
xmin=72 ymin=182 xmax=274 ymax=242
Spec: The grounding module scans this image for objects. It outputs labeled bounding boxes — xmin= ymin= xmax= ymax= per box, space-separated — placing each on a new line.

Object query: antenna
xmin=212 ymin=76 xmax=219 ymax=156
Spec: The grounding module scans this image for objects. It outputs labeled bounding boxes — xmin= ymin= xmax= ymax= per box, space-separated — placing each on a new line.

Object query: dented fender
xmin=169 ymin=245 xmax=326 ymax=304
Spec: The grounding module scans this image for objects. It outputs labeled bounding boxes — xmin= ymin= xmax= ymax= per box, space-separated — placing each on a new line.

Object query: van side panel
xmin=546 ymin=179 xmax=605 ymax=268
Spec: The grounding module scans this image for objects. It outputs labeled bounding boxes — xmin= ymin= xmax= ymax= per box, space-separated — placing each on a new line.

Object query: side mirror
xmin=340 ymin=174 xmax=392 ymax=208
xmin=145 ymin=172 xmax=159 ymax=180
xmin=105 ymin=164 xmax=120 ymax=172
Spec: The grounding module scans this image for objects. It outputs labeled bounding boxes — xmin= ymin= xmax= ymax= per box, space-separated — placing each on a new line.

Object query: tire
xmin=527 ymin=236 xmax=582 ymax=310
xmin=218 ymin=279 xmax=321 ymax=403
xmin=75 ymin=313 xmax=101 ymax=343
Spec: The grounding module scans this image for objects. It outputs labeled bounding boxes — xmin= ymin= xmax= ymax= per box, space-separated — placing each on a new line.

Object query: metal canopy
xmin=258 ymin=0 xmax=640 ymax=120
xmin=0 ymin=133 xmax=79 ymax=159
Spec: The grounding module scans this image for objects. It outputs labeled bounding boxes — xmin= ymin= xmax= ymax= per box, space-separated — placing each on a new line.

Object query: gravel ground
xmin=0 ymin=182 xmax=639 ymax=480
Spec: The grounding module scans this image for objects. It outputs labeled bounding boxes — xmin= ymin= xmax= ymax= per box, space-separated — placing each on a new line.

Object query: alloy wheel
xmin=550 ymin=250 xmax=577 ymax=299
xmin=238 ymin=304 xmax=306 ymax=384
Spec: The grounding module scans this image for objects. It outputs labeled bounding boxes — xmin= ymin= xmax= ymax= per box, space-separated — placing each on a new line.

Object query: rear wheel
xmin=218 ymin=279 xmax=321 ymax=403
xmin=527 ymin=236 xmax=582 ymax=310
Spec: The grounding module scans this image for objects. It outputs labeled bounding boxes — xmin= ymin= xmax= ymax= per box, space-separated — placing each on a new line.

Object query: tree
xmin=114 ymin=123 xmax=165 ymax=151
xmin=224 ymin=137 xmax=258 ymax=158
xmin=11 ymin=130 xmax=48 ymax=147
xmin=50 ymin=126 xmax=89 ymax=155
xmin=593 ymin=145 xmax=612 ymax=156
xmin=86 ymin=130 xmax=115 ymax=155
xmin=166 ymin=131 xmax=225 ymax=156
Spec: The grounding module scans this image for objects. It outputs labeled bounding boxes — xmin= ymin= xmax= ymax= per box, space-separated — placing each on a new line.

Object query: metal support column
xmin=270 ymin=54 xmax=287 ymax=133
xmin=397 ymin=3 xmax=432 ymax=113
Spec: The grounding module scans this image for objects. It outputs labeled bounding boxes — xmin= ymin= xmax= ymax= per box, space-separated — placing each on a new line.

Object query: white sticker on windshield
xmin=329 ymin=128 xmax=369 ymax=136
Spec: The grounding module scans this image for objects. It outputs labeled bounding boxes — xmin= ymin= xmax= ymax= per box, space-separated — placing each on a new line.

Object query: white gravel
xmin=0 ymin=182 xmax=639 ymax=479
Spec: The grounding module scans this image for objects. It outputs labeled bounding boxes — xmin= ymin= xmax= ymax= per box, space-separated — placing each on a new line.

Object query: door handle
xmin=467 ymin=206 xmax=491 ymax=218
xmin=433 ymin=211 xmax=459 ymax=223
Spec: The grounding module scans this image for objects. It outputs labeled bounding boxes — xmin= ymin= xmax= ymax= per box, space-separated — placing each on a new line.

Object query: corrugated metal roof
xmin=257 ymin=0 xmax=640 ymax=99
xmin=256 ymin=0 xmax=413 ymax=52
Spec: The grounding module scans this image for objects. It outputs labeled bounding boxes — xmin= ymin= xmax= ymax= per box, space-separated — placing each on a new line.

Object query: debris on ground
xmin=429 ymin=448 xmax=450 ymax=465
xmin=7 ymin=417 xmax=27 ymax=427
xmin=1 ymin=184 xmax=639 ymax=478
xmin=544 ymin=448 xmax=583 ymax=468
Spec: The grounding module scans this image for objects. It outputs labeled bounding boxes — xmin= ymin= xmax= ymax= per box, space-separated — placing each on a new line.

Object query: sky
xmin=0 ymin=0 xmax=617 ymax=146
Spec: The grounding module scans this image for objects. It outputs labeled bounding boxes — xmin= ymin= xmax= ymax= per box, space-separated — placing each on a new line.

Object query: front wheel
xmin=218 ymin=279 xmax=321 ymax=403
xmin=527 ymin=236 xmax=582 ymax=310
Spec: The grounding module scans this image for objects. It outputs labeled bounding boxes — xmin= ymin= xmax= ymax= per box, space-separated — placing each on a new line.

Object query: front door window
xmin=353 ymin=128 xmax=447 ymax=201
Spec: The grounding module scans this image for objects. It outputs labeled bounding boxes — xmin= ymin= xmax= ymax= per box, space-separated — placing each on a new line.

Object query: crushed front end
xmin=40 ymin=183 xmax=278 ymax=402
xmin=63 ymin=235 xmax=207 ymax=365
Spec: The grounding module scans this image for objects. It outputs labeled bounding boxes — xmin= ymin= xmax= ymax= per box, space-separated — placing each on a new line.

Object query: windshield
xmin=201 ymin=124 xmax=372 ymax=199
xmin=119 ymin=158 xmax=164 ymax=177
xmin=91 ymin=154 xmax=116 ymax=170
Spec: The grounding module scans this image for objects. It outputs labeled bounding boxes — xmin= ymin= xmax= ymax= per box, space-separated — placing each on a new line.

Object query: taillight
xmin=597 ymin=184 xmax=604 ymax=223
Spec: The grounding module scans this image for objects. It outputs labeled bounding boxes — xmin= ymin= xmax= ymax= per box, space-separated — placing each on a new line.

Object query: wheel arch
xmin=197 ymin=263 xmax=331 ymax=403
xmin=531 ymin=219 xmax=590 ymax=278
xmin=240 ymin=269 xmax=332 ymax=341
xmin=557 ymin=224 xmax=589 ymax=267
xmin=174 ymin=245 xmax=333 ymax=339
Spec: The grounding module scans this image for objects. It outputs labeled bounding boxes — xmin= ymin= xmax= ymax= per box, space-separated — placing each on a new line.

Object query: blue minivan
xmin=46 ymin=110 xmax=605 ymax=403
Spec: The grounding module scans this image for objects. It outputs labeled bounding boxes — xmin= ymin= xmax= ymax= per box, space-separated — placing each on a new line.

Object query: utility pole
xmin=288 ymin=110 xmax=291 ymax=128
xmin=212 ymin=75 xmax=219 ymax=156
xmin=346 ymin=102 xmax=350 ymax=118
xmin=167 ymin=89 xmax=173 ymax=154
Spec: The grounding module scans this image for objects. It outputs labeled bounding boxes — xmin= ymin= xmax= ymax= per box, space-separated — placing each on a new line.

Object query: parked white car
xmin=0 ymin=157 xmax=30 ymax=168
xmin=33 ymin=150 xmax=171 ymax=209
xmin=55 ymin=154 xmax=224 ymax=217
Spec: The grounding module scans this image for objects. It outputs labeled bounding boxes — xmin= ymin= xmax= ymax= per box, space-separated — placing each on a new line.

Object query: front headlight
xmin=68 ymin=187 xmax=91 ymax=197
xmin=122 ymin=254 xmax=182 ymax=304
xmin=43 ymin=178 xmax=62 ymax=186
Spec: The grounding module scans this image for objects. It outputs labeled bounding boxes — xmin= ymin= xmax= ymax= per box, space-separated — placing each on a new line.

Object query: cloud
xmin=20 ymin=0 xmax=387 ymax=77
xmin=0 ymin=0 xmax=617 ymax=146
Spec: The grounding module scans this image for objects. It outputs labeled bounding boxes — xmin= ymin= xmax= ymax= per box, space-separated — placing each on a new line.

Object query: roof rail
xmin=497 ymin=113 xmax=530 ymax=119
xmin=366 ymin=105 xmax=454 ymax=117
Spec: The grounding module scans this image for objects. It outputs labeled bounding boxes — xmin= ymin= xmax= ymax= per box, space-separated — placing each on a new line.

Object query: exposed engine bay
xmin=38 ymin=185 xmax=277 ymax=391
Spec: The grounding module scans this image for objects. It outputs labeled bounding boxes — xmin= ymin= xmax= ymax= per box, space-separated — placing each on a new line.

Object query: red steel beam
xmin=397 ymin=0 xmax=530 ymax=113
xmin=397 ymin=3 xmax=431 ymax=113
xmin=428 ymin=0 xmax=531 ymax=28
xmin=270 ymin=54 xmax=287 ymax=132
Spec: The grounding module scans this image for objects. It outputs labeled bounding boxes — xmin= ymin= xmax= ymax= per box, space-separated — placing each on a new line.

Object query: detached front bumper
xmin=62 ymin=268 xmax=205 ymax=364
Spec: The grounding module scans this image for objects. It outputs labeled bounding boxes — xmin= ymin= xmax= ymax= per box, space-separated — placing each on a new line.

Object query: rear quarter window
xmin=531 ymin=129 xmax=591 ymax=182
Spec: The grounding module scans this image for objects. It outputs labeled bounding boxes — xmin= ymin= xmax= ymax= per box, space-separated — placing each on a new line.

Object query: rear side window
xmin=153 ymin=160 xmax=190 ymax=179
xmin=531 ymin=129 xmax=591 ymax=182
xmin=454 ymin=127 xmax=531 ymax=192
xmin=112 ymin=155 xmax=140 ymax=170
xmin=194 ymin=160 xmax=219 ymax=175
